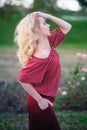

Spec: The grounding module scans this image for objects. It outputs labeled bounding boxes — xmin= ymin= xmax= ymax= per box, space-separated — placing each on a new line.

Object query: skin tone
xmin=18 ymin=12 xmax=72 ymax=110
xmin=33 ymin=16 xmax=51 ymax=59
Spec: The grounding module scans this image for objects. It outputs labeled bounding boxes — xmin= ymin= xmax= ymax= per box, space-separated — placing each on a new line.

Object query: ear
xmin=34 ymin=27 xmax=40 ymax=34
xmin=34 ymin=33 xmax=39 ymax=41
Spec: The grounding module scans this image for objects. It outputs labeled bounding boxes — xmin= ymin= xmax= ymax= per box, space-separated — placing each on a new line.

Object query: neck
xmin=37 ymin=35 xmax=50 ymax=50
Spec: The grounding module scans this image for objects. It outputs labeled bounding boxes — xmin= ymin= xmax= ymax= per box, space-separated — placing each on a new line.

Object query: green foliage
xmin=0 ymin=14 xmax=24 ymax=47
xmin=0 ymin=81 xmax=27 ymax=113
xmin=0 ymin=5 xmax=20 ymax=20
xmin=55 ymin=53 xmax=87 ymax=111
xmin=66 ymin=19 xmax=87 ymax=44
xmin=0 ymin=111 xmax=87 ymax=130
xmin=77 ymin=0 xmax=87 ymax=8
xmin=29 ymin=0 xmax=62 ymax=16
xmin=0 ymin=113 xmax=28 ymax=130
xmin=59 ymin=111 xmax=87 ymax=130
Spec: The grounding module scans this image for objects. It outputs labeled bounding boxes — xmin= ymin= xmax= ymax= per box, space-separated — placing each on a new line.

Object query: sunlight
xmin=57 ymin=0 xmax=81 ymax=11
xmin=0 ymin=0 xmax=81 ymax=11
xmin=21 ymin=0 xmax=34 ymax=8
xmin=0 ymin=0 xmax=34 ymax=8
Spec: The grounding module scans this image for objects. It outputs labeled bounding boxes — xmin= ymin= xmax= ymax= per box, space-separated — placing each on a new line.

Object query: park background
xmin=0 ymin=0 xmax=87 ymax=130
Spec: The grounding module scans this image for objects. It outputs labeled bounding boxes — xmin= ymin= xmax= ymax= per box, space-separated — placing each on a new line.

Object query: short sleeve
xmin=18 ymin=58 xmax=48 ymax=85
xmin=48 ymin=28 xmax=66 ymax=48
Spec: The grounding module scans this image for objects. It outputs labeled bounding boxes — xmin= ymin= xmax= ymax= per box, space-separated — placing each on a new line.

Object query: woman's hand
xmin=36 ymin=12 xmax=50 ymax=19
xmin=38 ymin=97 xmax=53 ymax=110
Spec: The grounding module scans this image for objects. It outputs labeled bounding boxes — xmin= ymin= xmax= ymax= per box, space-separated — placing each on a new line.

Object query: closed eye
xmin=43 ymin=21 xmax=47 ymax=25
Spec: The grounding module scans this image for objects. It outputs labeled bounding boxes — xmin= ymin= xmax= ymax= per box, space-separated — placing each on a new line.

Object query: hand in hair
xmin=36 ymin=11 xmax=50 ymax=19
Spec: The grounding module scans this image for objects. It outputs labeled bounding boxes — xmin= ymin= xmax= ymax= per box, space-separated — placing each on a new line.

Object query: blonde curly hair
xmin=14 ymin=12 xmax=39 ymax=67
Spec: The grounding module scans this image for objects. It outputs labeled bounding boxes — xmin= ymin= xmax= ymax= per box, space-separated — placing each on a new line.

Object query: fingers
xmin=33 ymin=12 xmax=41 ymax=17
xmin=47 ymin=100 xmax=53 ymax=107
xmin=36 ymin=13 xmax=43 ymax=18
xmin=36 ymin=12 xmax=46 ymax=19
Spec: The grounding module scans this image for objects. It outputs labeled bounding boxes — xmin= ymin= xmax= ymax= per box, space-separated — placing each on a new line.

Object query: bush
xmin=0 ymin=81 xmax=27 ymax=113
xmin=55 ymin=52 xmax=87 ymax=111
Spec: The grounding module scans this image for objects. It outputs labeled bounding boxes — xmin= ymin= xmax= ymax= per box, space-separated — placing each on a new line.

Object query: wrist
xmin=36 ymin=95 xmax=43 ymax=103
xmin=47 ymin=14 xmax=52 ymax=19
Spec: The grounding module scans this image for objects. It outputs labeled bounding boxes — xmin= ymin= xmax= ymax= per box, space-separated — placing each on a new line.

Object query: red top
xmin=18 ymin=28 xmax=66 ymax=98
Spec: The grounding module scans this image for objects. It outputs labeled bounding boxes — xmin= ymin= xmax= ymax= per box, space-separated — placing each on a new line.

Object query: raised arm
xmin=36 ymin=12 xmax=72 ymax=34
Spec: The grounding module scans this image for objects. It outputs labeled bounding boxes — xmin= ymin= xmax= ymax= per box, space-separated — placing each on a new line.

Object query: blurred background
xmin=0 ymin=0 xmax=87 ymax=130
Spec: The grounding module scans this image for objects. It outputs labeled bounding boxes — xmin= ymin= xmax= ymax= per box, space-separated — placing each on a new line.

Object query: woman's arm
xmin=37 ymin=12 xmax=72 ymax=34
xmin=19 ymin=81 xmax=53 ymax=110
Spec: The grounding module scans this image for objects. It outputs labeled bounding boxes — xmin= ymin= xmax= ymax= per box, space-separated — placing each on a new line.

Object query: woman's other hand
xmin=38 ymin=97 xmax=53 ymax=110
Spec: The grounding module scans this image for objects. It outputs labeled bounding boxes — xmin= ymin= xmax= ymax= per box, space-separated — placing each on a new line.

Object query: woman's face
xmin=37 ymin=16 xmax=50 ymax=36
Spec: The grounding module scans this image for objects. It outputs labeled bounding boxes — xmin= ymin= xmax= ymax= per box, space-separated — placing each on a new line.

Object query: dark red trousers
xmin=26 ymin=94 xmax=61 ymax=130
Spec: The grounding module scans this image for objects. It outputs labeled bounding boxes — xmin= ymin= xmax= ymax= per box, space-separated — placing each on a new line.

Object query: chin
xmin=44 ymin=31 xmax=50 ymax=37
xmin=47 ymin=32 xmax=50 ymax=36
xmin=46 ymin=31 xmax=50 ymax=36
xmin=45 ymin=33 xmax=50 ymax=37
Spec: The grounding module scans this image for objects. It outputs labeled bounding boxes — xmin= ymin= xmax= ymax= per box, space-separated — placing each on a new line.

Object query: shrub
xmin=55 ymin=52 xmax=87 ymax=111
xmin=0 ymin=81 xmax=27 ymax=113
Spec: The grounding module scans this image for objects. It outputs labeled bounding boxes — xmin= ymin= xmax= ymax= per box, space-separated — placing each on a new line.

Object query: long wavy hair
xmin=14 ymin=12 xmax=39 ymax=67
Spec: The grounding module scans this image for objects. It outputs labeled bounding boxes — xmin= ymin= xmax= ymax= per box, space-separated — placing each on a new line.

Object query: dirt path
xmin=0 ymin=48 xmax=21 ymax=82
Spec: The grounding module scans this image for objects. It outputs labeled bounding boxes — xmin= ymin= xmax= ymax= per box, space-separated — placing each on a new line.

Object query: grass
xmin=0 ymin=113 xmax=28 ymax=130
xmin=0 ymin=111 xmax=87 ymax=130
xmin=58 ymin=110 xmax=87 ymax=130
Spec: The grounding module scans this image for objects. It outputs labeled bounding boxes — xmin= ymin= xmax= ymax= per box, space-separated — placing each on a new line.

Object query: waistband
xmin=40 ymin=94 xmax=55 ymax=103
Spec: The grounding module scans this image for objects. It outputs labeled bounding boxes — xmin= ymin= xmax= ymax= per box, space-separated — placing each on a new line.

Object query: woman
xmin=14 ymin=11 xmax=72 ymax=130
